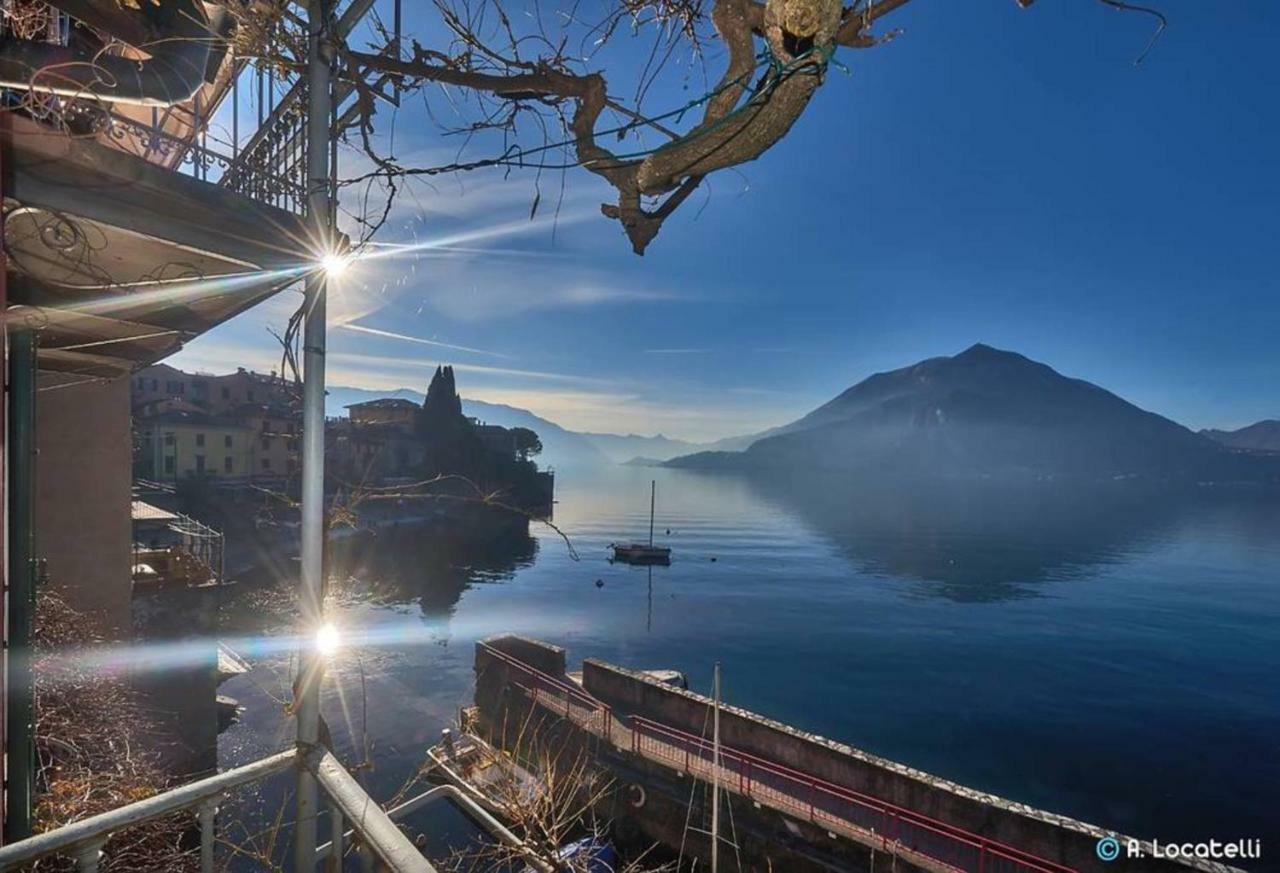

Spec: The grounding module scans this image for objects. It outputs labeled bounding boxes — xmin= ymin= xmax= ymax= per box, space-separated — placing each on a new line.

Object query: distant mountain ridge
xmin=325 ymin=386 xmax=609 ymax=468
xmin=578 ymin=432 xmax=701 ymax=464
xmin=1202 ymin=420 xmax=1280 ymax=454
xmin=667 ymin=344 xmax=1272 ymax=483
xmin=327 ymin=385 xmax=765 ymax=466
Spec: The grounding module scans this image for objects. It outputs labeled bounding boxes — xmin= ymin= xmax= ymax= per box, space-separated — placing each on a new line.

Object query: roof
xmin=132 ymin=500 xmax=179 ymax=522
xmin=346 ymin=398 xmax=421 ymax=410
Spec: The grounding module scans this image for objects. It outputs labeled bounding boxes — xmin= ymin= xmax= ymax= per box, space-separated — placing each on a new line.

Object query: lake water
xmin=218 ymin=466 xmax=1280 ymax=863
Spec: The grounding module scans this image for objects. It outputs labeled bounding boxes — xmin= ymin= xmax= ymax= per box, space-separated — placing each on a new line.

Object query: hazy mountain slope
xmin=1202 ymin=420 xmax=1280 ymax=453
xmin=579 ymin=432 xmax=701 ymax=463
xmin=463 ymin=399 xmax=610 ymax=467
xmin=669 ymin=344 xmax=1256 ymax=481
xmin=325 ymin=386 xmax=609 ymax=467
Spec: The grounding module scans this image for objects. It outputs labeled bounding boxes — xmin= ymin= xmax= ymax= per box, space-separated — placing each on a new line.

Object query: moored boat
xmin=610 ymin=480 xmax=672 ymax=565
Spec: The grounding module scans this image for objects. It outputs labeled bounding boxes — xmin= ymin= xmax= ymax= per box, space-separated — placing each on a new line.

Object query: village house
xmin=131 ymin=365 xmax=301 ymax=483
xmin=135 ymin=410 xmax=254 ymax=481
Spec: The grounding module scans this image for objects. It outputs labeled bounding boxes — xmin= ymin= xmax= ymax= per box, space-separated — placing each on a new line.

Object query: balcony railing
xmin=0 ymin=745 xmax=531 ymax=872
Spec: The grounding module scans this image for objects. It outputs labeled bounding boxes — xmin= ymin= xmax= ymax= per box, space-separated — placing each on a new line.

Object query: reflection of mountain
xmin=671 ymin=345 xmax=1278 ymax=483
xmin=748 ymin=472 xmax=1190 ymax=602
xmin=328 ymin=517 xmax=537 ymax=616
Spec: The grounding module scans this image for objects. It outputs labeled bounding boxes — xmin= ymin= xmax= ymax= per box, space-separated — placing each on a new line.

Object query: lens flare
xmin=320 ymin=252 xmax=350 ymax=279
xmin=315 ymin=623 xmax=341 ymax=656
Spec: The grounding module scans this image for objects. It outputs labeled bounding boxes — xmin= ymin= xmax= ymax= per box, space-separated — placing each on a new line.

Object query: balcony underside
xmin=2 ymin=114 xmax=313 ymax=379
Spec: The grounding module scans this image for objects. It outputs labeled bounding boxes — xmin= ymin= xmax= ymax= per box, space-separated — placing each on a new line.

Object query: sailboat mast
xmin=649 ymin=480 xmax=656 ymax=547
xmin=711 ymin=661 xmax=721 ymax=873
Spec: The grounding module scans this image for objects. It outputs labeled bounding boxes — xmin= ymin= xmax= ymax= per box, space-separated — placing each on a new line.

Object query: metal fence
xmin=0 ymin=748 xmax=437 ymax=872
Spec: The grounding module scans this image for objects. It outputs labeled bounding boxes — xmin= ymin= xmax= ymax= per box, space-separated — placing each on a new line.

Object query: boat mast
xmin=649 ymin=479 xmax=656 ymax=547
xmin=711 ymin=661 xmax=721 ymax=873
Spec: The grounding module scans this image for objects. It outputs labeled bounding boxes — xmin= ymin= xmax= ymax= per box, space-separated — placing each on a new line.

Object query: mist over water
xmin=219 ymin=466 xmax=1280 ymax=860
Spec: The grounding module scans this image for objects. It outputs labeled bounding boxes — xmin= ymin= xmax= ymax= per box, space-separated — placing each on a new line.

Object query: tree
xmin=511 ymin=427 xmax=543 ymax=461
xmin=230 ymin=0 xmax=1166 ymax=255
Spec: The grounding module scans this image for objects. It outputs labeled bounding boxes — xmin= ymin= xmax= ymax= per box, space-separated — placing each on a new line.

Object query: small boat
xmin=610 ymin=480 xmax=672 ymax=565
xmin=609 ymin=542 xmax=671 ymax=564
xmin=522 ymin=837 xmax=618 ymax=873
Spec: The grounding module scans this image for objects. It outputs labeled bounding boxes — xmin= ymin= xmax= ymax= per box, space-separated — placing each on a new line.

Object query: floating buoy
xmin=595 ymin=578 xmax=604 ymax=588
xmin=709 ymin=557 xmax=717 ymax=562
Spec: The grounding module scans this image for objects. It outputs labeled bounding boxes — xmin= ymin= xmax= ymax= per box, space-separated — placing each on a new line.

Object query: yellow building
xmin=135 ymin=410 xmax=253 ymax=482
xmin=227 ymin=402 xmax=301 ymax=478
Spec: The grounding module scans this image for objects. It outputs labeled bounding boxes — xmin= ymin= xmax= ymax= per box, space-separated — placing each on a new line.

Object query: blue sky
xmin=174 ymin=1 xmax=1280 ymax=442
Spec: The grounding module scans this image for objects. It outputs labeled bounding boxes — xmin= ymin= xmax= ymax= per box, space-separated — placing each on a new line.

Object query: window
xmin=195 ymin=455 xmax=205 ymax=473
xmin=195 ymin=433 xmax=205 ymax=447
xmin=221 ymin=387 xmax=230 ymax=400
xmin=224 ymin=435 xmax=233 ymax=448
xmin=177 ymin=383 xmax=185 ymax=394
xmin=151 ymin=379 xmax=158 ymax=391
xmin=261 ymin=437 xmax=271 ymax=451
xmin=224 ymin=456 xmax=234 ymax=473
xmin=164 ymin=432 xmax=175 ymax=446
xmin=261 ymin=458 xmax=271 ymax=470
xmin=248 ymin=390 xmax=256 ymax=402
xmin=164 ymin=457 xmax=175 ymax=474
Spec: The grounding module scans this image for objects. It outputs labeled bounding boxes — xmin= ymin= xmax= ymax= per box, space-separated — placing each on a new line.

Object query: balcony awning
xmin=2 ymin=113 xmax=316 ymax=379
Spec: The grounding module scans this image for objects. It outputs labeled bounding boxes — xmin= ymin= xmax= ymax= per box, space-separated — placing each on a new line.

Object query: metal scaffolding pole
xmin=4 ymin=329 xmax=37 ymax=844
xmin=293 ymin=0 xmax=333 ymax=868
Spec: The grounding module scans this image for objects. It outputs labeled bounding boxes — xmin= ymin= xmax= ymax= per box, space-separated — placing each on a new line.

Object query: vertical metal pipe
xmin=4 ymin=329 xmax=37 ymax=844
xmin=232 ymin=74 xmax=239 ymax=161
xmin=198 ymin=798 xmax=217 ymax=873
xmin=327 ymin=803 xmax=344 ymax=872
xmin=711 ymin=662 xmax=721 ymax=873
xmin=293 ymin=0 xmax=333 ymax=868
xmin=393 ymin=0 xmax=402 ymax=59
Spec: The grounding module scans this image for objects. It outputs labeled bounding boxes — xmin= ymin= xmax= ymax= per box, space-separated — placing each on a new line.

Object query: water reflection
xmin=328 ymin=518 xmax=538 ymax=617
xmin=746 ymin=472 xmax=1197 ymax=602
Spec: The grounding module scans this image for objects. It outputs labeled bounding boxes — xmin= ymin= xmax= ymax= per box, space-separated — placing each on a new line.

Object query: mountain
xmin=463 ymin=399 xmax=611 ymax=468
xmin=667 ymin=344 xmax=1268 ymax=482
xmin=325 ymin=385 xmax=610 ymax=468
xmin=578 ymin=432 xmax=701 ymax=464
xmin=326 ymin=385 xmax=770 ymax=466
xmin=1202 ymin=420 xmax=1280 ymax=454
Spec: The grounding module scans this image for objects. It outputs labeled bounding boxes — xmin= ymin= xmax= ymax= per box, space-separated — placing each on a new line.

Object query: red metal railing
xmin=478 ymin=645 xmax=1076 ymax=873
xmin=480 ymin=644 xmax=614 ymax=739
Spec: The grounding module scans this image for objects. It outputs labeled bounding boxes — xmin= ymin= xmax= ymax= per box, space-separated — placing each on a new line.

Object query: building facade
xmin=132 ymin=367 xmax=300 ymax=484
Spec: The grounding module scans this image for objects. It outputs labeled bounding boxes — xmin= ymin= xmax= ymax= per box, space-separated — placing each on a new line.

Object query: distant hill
xmin=621 ymin=456 xmax=666 ymax=467
xmin=578 ymin=432 xmax=701 ymax=463
xmin=1202 ymin=420 xmax=1280 ymax=454
xmin=667 ymin=344 xmax=1271 ymax=483
xmin=327 ymin=385 xmax=771 ymax=467
xmin=326 ymin=385 xmax=610 ymax=468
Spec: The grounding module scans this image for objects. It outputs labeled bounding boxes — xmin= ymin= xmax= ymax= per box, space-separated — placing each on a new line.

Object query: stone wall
xmin=581 ymin=659 xmax=1232 ymax=873
xmin=35 ymin=376 xmax=133 ymax=635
